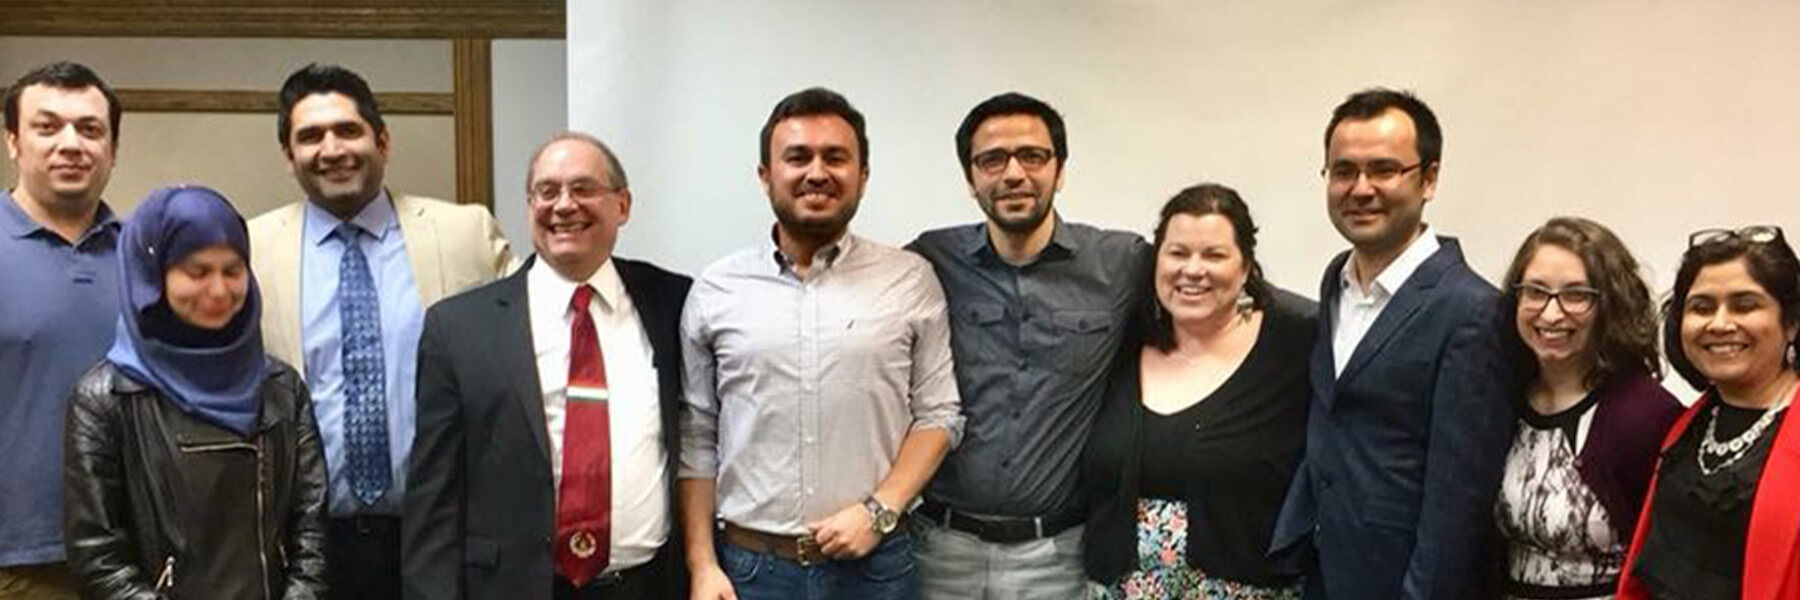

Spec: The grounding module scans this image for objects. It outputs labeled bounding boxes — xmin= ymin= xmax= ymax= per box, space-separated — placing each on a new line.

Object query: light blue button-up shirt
xmin=300 ymin=192 xmax=423 ymax=516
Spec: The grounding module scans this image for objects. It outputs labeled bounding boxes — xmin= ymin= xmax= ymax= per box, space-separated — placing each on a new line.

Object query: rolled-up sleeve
xmin=677 ymin=287 xmax=721 ymax=480
xmin=901 ymin=259 xmax=964 ymax=447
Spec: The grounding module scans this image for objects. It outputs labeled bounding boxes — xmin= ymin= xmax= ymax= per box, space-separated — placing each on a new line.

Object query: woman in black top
xmin=1616 ymin=226 xmax=1800 ymax=600
xmin=1082 ymin=184 xmax=1313 ymax=599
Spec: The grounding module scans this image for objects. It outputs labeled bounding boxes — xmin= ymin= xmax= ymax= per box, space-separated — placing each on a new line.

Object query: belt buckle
xmin=591 ymin=570 xmax=626 ymax=588
xmin=794 ymin=535 xmax=824 ymax=566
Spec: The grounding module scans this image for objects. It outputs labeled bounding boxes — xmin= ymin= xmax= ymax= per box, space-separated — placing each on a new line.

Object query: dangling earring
xmin=1235 ymin=291 xmax=1254 ymax=317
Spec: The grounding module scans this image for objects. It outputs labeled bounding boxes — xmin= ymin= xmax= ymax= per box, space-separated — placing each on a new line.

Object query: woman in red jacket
xmin=1618 ymin=225 xmax=1800 ymax=599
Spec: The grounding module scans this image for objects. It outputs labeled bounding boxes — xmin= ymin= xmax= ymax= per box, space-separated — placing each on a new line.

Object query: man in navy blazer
xmin=1270 ymin=89 xmax=1514 ymax=599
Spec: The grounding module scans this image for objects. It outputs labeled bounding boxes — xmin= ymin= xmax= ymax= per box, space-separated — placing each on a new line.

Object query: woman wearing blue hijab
xmin=63 ymin=186 xmax=327 ymax=599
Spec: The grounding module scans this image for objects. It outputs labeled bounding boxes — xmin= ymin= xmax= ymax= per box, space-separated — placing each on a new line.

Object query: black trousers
xmin=325 ymin=516 xmax=402 ymax=600
xmin=553 ymin=554 xmax=667 ymax=600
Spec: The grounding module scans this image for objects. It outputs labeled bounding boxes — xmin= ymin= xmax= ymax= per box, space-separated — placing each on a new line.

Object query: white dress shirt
xmin=1333 ymin=230 xmax=1441 ymax=376
xmin=527 ymin=258 xmax=666 ymax=570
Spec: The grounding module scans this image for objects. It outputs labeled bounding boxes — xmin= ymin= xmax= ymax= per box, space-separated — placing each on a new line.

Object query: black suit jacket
xmin=402 ymin=256 xmax=692 ymax=600
xmin=1270 ymin=237 xmax=1515 ymax=599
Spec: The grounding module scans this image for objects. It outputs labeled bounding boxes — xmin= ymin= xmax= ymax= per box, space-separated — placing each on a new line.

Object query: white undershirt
xmin=1333 ymin=231 xmax=1440 ymax=376
xmin=527 ymin=258 xmax=666 ymax=570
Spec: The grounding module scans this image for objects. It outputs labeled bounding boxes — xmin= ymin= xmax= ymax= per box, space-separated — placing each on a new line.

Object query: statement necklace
xmin=1697 ymin=382 xmax=1796 ymax=476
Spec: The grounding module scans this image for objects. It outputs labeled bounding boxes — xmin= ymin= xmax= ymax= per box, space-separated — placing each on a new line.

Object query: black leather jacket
xmin=63 ymin=360 xmax=328 ymax=600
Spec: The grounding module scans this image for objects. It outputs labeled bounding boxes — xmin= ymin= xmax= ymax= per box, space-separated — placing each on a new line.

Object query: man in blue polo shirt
xmin=0 ymin=61 xmax=123 ymax=600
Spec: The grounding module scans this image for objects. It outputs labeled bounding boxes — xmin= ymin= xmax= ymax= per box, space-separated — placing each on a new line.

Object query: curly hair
xmin=1500 ymin=217 xmax=1661 ymax=390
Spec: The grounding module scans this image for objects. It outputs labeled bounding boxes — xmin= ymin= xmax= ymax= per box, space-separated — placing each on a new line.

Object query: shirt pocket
xmin=1049 ymin=309 xmax=1114 ymax=372
xmin=948 ymin=302 xmax=1009 ymax=365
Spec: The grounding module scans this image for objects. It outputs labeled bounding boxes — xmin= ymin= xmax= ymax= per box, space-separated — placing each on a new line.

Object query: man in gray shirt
xmin=679 ymin=87 xmax=963 ymax=600
xmin=908 ymin=92 xmax=1150 ymax=599
xmin=0 ymin=62 xmax=122 ymax=600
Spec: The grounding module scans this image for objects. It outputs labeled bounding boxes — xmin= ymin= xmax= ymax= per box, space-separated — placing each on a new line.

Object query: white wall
xmin=569 ymin=0 xmax=1800 ymax=301
xmin=491 ymin=39 xmax=568 ymax=251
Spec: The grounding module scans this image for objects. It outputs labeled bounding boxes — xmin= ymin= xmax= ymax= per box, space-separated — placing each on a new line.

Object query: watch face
xmin=875 ymin=511 xmax=899 ymax=533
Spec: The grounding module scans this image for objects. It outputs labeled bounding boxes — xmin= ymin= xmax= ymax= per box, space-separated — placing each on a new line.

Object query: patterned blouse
xmin=1495 ymin=392 xmax=1622 ymax=600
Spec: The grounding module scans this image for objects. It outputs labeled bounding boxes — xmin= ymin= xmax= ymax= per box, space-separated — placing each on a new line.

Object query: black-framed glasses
xmin=971 ymin=146 xmax=1055 ymax=173
xmin=1689 ymin=225 xmax=1784 ymax=248
xmin=1515 ymin=283 xmax=1601 ymax=315
xmin=1322 ymin=160 xmax=1424 ymax=186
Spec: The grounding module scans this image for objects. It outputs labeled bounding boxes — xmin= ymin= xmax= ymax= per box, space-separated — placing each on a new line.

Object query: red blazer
xmin=1618 ymin=383 xmax=1800 ymax=599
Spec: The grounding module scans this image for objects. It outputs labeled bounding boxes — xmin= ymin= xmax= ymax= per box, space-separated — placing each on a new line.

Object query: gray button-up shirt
xmin=908 ymin=219 xmax=1149 ymax=517
xmin=680 ymin=232 xmax=964 ymax=535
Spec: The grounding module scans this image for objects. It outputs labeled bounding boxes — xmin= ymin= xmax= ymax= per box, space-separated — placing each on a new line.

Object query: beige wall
xmin=2 ymin=37 xmax=454 ymax=219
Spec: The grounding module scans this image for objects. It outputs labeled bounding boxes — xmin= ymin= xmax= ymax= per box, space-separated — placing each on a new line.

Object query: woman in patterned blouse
xmin=1492 ymin=217 xmax=1681 ymax=600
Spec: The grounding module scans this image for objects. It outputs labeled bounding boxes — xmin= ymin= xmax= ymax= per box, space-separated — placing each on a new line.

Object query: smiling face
xmin=759 ymin=114 xmax=866 ymax=240
xmin=1680 ymin=258 xmax=1799 ymax=394
xmin=528 ymin=138 xmax=631 ymax=282
xmin=6 ymin=84 xmax=116 ymax=214
xmin=1516 ymin=244 xmax=1599 ymax=372
xmin=283 ymin=92 xmax=388 ymax=215
xmin=966 ymin=114 xmax=1063 ymax=235
xmin=163 ymin=245 xmax=250 ymax=331
xmin=1155 ymin=213 xmax=1247 ymax=327
xmin=1325 ymin=108 xmax=1435 ymax=258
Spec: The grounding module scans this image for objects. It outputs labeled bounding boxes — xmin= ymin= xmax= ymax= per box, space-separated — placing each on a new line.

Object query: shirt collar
xmin=2 ymin=188 xmax=119 ymax=241
xmin=304 ymin=189 xmax=396 ymax=246
xmin=963 ymin=213 xmax=1075 ymax=262
xmin=766 ymin=224 xmax=856 ymax=276
xmin=1340 ymin=227 xmax=1440 ymax=298
xmin=529 ymin=254 xmax=625 ymax=316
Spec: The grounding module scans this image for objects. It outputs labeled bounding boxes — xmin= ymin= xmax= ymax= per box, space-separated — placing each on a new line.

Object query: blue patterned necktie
xmin=335 ymin=222 xmax=391 ymax=506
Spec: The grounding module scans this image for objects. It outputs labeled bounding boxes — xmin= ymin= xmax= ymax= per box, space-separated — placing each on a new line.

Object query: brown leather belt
xmin=720 ymin=523 xmax=829 ymax=566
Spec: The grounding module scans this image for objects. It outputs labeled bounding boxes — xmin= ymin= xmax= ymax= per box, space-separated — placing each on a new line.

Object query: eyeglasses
xmin=1688 ymin=225 xmax=1784 ymax=248
xmin=1515 ymin=283 xmax=1600 ymax=316
xmin=971 ymin=146 xmax=1055 ymax=174
xmin=1322 ymin=160 xmax=1425 ymax=187
xmin=529 ymin=180 xmax=619 ymax=205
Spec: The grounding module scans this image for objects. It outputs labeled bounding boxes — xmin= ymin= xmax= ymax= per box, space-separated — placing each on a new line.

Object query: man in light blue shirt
xmin=249 ymin=63 xmax=514 ymax=600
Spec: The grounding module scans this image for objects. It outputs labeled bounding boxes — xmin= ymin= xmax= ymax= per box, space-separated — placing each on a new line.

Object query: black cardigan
xmin=1080 ymin=295 xmax=1314 ymax=586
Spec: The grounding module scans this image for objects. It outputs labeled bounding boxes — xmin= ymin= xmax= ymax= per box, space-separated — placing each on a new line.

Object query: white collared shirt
xmin=1333 ymin=230 xmax=1441 ymax=376
xmin=527 ymin=257 xmax=665 ymax=570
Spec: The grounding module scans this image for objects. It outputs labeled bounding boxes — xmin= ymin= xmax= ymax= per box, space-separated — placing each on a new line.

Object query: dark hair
xmin=1662 ymin=231 xmax=1800 ymax=390
xmin=1500 ymin=217 xmax=1662 ymax=390
xmin=1145 ymin=183 xmax=1271 ymax=352
xmin=954 ymin=92 xmax=1067 ymax=182
xmin=276 ymin=63 xmax=385 ymax=150
xmin=1324 ymin=88 xmax=1441 ymax=168
xmin=5 ymin=61 xmax=121 ymax=144
xmin=758 ymin=87 xmax=867 ymax=168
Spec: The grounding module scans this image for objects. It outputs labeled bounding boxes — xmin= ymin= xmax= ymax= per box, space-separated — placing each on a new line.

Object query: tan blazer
xmin=248 ymin=192 xmax=517 ymax=376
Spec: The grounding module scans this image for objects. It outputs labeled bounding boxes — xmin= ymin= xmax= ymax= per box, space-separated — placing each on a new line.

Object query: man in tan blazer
xmin=249 ymin=63 xmax=514 ymax=600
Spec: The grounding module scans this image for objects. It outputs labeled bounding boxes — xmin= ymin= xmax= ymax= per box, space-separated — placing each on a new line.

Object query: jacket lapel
xmin=1745 ymin=386 xmax=1800 ymax=599
xmin=1314 ymin=251 xmax=1347 ymax=411
xmin=1335 ymin=239 xmax=1456 ymax=387
xmin=493 ymin=263 xmax=551 ymax=463
xmin=393 ymin=193 xmax=447 ymax=306
xmin=265 ymin=204 xmax=306 ymax=374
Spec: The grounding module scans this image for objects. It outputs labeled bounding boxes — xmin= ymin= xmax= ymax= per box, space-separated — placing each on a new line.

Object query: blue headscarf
xmin=106 ymin=186 xmax=268 ymax=436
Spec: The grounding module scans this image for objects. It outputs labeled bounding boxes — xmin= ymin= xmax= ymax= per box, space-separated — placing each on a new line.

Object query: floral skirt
xmin=1088 ymin=498 xmax=1302 ymax=600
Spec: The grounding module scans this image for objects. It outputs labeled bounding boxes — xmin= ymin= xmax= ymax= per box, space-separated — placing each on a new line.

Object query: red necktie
xmin=556 ymin=284 xmax=611 ymax=586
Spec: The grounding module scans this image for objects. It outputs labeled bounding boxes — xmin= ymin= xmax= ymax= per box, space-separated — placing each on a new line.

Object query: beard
xmin=772 ymin=191 xmax=859 ymax=241
xmin=980 ymin=191 xmax=1054 ymax=235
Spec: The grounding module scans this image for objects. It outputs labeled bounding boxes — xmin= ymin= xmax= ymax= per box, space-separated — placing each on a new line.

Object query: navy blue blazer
xmin=1270 ymin=237 xmax=1515 ymax=599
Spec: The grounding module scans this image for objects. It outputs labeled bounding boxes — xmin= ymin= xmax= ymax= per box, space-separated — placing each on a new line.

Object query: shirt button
xmin=805 ymin=487 xmax=815 ymax=495
xmin=1017 ymin=362 xmax=1028 ymax=372
xmin=804 ymin=436 xmax=815 ymax=444
xmin=1002 ymin=459 xmax=1012 ymax=467
xmin=1011 ymin=411 xmax=1021 ymax=419
xmin=1021 ymin=311 xmax=1032 ymax=322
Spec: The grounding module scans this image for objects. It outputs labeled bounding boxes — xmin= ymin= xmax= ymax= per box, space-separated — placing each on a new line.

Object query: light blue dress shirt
xmin=300 ymin=192 xmax=423 ymax=516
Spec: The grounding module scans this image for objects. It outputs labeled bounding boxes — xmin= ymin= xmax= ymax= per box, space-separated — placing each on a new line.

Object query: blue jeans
xmin=718 ymin=531 xmax=920 ymax=600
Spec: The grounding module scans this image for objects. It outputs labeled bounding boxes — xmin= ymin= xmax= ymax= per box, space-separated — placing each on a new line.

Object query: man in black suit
xmin=403 ymin=132 xmax=690 ymax=599
xmin=1270 ymin=89 xmax=1513 ymax=599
